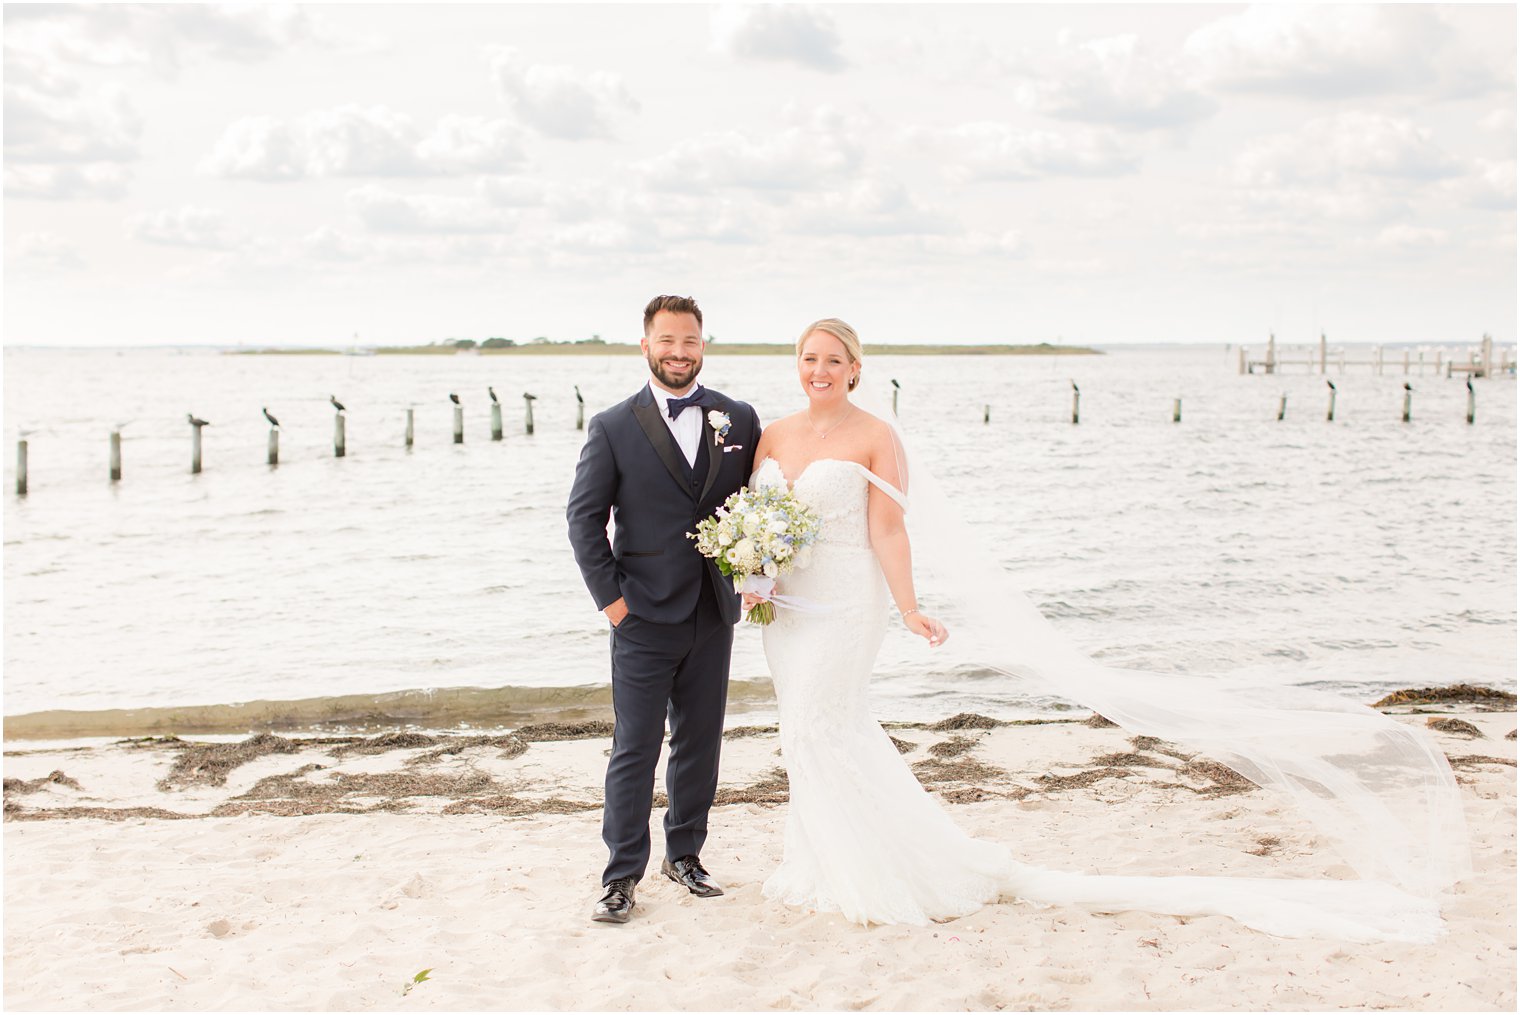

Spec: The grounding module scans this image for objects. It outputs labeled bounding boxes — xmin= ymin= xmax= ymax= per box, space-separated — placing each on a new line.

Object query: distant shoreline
xmin=231 ymin=342 xmax=1103 ymax=356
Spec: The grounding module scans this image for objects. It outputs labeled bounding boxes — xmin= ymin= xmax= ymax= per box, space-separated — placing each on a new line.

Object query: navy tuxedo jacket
xmin=566 ymin=384 xmax=762 ymax=626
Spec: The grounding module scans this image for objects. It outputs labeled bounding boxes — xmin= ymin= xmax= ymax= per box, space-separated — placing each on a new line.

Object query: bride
xmin=745 ymin=318 xmax=1469 ymax=941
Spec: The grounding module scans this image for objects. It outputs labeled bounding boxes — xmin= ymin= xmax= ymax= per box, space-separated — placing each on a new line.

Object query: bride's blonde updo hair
xmin=796 ymin=318 xmax=863 ymax=391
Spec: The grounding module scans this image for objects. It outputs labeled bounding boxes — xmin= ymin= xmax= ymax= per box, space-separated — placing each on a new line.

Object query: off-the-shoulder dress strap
xmin=852 ymin=461 xmax=909 ymax=511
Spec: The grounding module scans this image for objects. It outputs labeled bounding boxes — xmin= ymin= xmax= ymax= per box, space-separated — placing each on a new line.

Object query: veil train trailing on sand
xmin=852 ymin=384 xmax=1470 ymax=942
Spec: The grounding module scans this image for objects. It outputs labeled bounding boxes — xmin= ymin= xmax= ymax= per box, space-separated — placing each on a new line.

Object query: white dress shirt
xmin=649 ymin=379 xmax=704 ymax=468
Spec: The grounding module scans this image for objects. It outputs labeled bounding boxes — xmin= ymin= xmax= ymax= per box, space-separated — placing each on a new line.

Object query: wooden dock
xmin=1239 ymin=333 xmax=1515 ymax=378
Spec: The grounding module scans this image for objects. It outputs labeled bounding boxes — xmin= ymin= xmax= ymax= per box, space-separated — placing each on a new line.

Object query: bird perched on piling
xmin=523 ymin=392 xmax=538 ymax=401
xmin=262 ymin=408 xmax=281 ymax=427
xmin=574 ymin=385 xmax=584 ymax=404
xmin=1404 ymin=382 xmax=1412 ymax=392
xmin=187 ymin=414 xmax=211 ymax=428
xmin=330 ymin=395 xmax=346 ymax=412
xmin=449 ymin=393 xmax=461 ymax=405
xmin=1326 ymin=380 xmax=1336 ymax=391
xmin=488 ymin=386 xmax=499 ymax=404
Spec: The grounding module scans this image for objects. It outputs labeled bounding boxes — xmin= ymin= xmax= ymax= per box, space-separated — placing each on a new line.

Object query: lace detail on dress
xmin=755 ymin=459 xmax=1012 ymax=925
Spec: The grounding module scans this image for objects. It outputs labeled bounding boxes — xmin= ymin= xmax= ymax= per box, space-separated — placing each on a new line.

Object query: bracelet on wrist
xmin=901 ymin=607 xmax=922 ymax=618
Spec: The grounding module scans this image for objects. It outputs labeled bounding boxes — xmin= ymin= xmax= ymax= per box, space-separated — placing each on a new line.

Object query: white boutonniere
xmin=708 ymin=409 xmax=732 ymax=445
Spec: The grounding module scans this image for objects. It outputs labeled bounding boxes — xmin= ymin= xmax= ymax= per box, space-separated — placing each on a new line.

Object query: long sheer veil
xmin=850 ymin=382 xmax=1471 ymax=940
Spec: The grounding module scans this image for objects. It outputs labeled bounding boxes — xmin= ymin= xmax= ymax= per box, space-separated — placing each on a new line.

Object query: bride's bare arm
xmin=865 ymin=428 xmax=946 ymax=647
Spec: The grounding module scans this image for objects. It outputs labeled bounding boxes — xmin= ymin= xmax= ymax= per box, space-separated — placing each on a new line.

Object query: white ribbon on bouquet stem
xmin=740 ymin=574 xmax=834 ymax=614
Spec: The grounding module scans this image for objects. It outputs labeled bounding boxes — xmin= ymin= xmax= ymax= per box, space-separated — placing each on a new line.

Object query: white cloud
xmin=13 ymin=232 xmax=85 ymax=269
xmin=301 ymin=226 xmax=372 ymax=263
xmin=1233 ymin=112 xmax=1463 ymax=188
xmin=476 ymin=176 xmax=546 ymax=208
xmin=1447 ymin=160 xmax=1517 ymax=212
xmin=129 ymin=207 xmax=242 ymax=249
xmin=1009 ymin=32 xmax=1215 ymax=131
xmin=201 ymin=106 xmax=525 ymax=180
xmin=490 ymin=48 xmax=637 ymax=141
xmin=3 ymin=3 xmax=346 ymax=75
xmin=710 ymin=4 xmax=846 ymax=72
xmin=415 ymin=115 xmax=525 ymax=174
xmin=1184 ymin=5 xmax=1512 ymax=100
xmin=3 ymin=163 xmax=131 ymax=201
xmin=1375 ymin=225 xmax=1450 ymax=249
xmin=940 ymin=123 xmax=1142 ymax=181
xmin=786 ymin=178 xmax=949 ymax=238
xmin=4 ymin=80 xmax=141 ymax=164
xmin=345 ymin=185 xmax=518 ymax=234
xmin=634 ymin=106 xmax=865 ymax=192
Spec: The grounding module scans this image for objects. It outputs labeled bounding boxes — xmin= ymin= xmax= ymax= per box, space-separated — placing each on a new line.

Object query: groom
xmin=566 ymin=294 xmax=761 ymax=924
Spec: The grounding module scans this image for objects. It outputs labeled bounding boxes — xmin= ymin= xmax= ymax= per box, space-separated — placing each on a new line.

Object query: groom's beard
xmin=647 ymin=353 xmax=702 ymax=391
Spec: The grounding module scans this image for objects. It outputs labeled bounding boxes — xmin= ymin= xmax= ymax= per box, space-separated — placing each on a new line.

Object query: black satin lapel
xmin=631 ymin=397 xmax=693 ymax=498
xmin=698 ymin=413 xmax=724 ymax=504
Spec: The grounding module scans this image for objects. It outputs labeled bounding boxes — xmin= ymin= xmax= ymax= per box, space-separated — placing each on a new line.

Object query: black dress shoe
xmin=592 ymin=877 xmax=637 ymax=924
xmin=662 ymin=855 xmax=724 ymax=897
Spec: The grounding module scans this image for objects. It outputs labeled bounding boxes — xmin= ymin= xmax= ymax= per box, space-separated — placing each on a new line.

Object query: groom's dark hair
xmin=643 ymin=295 xmax=703 ymax=335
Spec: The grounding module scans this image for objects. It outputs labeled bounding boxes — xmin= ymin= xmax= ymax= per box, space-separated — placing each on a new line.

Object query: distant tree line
xmin=439 ymin=334 xmax=609 ymax=349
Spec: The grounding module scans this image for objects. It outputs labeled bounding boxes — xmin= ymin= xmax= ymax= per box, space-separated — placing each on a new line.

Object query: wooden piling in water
xmin=1277 ymin=394 xmax=1287 ymax=421
xmin=1070 ymin=381 xmax=1080 ymax=424
xmin=187 ymin=415 xmax=210 ymax=473
xmin=1402 ymin=384 xmax=1412 ymax=423
xmin=16 ymin=440 xmax=28 ymax=496
xmin=405 ymin=409 xmax=414 ymax=449
xmin=983 ymin=404 xmax=990 ymax=424
xmin=1172 ymin=398 xmax=1181 ymax=423
xmin=1318 ymin=333 xmax=1327 ymax=375
xmin=1325 ymin=380 xmax=1337 ymax=422
xmin=523 ymin=392 xmax=538 ymax=435
xmin=1466 ymin=378 xmax=1475 ymax=424
xmin=267 ymin=428 xmax=279 ymax=466
xmin=890 ymin=379 xmax=900 ymax=416
xmin=334 ymin=413 xmax=346 ymax=458
xmin=109 ymin=431 xmax=121 ymax=482
xmin=1375 ymin=346 xmax=1384 ymax=375
xmin=453 ymin=403 xmax=464 ymax=445
xmin=1403 ymin=349 xmax=1411 ymax=375
xmin=575 ymin=386 xmax=585 ymax=431
xmin=491 ymin=404 xmax=503 ymax=441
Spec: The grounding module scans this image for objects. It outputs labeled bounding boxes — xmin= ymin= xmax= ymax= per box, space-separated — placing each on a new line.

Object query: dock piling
xmin=188 ymin=414 xmax=209 ymax=473
xmin=1325 ymin=381 xmax=1336 ymax=422
xmin=1070 ymin=381 xmax=1080 ymax=424
xmin=405 ymin=409 xmax=415 ymax=449
xmin=16 ymin=440 xmax=27 ymax=496
xmin=575 ymin=385 xmax=586 ymax=431
xmin=523 ymin=392 xmax=538 ymax=435
xmin=109 ymin=431 xmax=121 ymax=482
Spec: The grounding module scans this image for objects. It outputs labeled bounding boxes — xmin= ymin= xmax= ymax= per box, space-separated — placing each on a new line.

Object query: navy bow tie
xmin=665 ymin=388 xmax=707 ymax=420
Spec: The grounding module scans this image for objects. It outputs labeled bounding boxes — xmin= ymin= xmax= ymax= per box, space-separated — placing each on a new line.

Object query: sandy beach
xmin=4 ymin=697 xmax=1514 ymax=1012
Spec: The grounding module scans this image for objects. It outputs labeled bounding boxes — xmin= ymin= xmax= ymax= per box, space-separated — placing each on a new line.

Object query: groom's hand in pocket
xmin=604 ymin=597 xmax=630 ymax=628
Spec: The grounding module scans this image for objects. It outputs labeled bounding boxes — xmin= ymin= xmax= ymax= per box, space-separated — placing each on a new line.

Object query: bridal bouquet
xmin=688 ymin=485 xmax=821 ymax=624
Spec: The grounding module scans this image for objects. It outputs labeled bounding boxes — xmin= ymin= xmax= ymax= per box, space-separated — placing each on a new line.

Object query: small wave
xmin=2 ymin=678 xmax=778 ymax=740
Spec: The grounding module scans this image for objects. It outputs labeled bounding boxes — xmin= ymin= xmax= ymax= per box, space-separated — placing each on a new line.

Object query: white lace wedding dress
xmin=753 ymin=456 xmax=1444 ymax=941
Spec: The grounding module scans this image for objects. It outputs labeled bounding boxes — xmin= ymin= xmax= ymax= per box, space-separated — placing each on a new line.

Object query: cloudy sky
xmin=4 ymin=3 xmax=1515 ymax=347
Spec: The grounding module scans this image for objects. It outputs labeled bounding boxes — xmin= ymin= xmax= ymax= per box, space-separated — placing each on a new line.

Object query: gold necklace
xmin=808 ymin=404 xmax=855 ymax=440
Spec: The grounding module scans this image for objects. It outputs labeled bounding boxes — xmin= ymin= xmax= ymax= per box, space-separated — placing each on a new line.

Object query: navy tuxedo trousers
xmin=602 ymin=565 xmax=733 ymax=884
